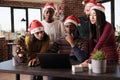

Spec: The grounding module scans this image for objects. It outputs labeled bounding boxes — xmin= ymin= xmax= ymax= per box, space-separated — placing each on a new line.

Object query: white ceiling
xmin=6 ymin=0 xmax=63 ymax=3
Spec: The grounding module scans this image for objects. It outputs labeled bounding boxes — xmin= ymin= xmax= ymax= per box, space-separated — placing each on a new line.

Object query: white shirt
xmin=42 ymin=20 xmax=65 ymax=44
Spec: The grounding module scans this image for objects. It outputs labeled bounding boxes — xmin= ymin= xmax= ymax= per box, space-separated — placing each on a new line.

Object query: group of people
xmin=16 ymin=0 xmax=118 ymax=80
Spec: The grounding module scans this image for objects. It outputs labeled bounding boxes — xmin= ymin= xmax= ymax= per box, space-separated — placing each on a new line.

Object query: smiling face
xmin=43 ymin=8 xmax=54 ymax=22
xmin=89 ymin=9 xmax=97 ymax=24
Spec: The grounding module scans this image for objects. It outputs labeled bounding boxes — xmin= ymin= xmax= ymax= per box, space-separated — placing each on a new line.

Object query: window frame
xmin=0 ymin=6 xmax=42 ymax=32
xmin=98 ymin=0 xmax=115 ymax=28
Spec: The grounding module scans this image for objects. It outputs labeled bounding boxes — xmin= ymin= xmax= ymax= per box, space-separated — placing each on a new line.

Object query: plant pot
xmin=91 ymin=59 xmax=107 ymax=73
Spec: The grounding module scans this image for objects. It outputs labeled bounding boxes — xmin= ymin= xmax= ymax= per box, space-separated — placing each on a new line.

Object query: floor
xmin=0 ymin=73 xmax=47 ymax=80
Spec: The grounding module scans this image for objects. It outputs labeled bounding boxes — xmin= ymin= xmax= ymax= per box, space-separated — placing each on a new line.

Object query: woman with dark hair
xmin=80 ymin=3 xmax=118 ymax=67
xmin=16 ymin=20 xmax=50 ymax=80
xmin=89 ymin=7 xmax=106 ymax=53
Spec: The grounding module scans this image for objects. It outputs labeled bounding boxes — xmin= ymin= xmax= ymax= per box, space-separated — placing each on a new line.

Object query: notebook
xmin=38 ymin=53 xmax=71 ymax=69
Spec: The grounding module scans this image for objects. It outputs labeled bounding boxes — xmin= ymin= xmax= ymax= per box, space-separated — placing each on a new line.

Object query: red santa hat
xmin=83 ymin=0 xmax=97 ymax=13
xmin=43 ymin=2 xmax=55 ymax=13
xmin=28 ymin=20 xmax=44 ymax=34
xmin=82 ymin=0 xmax=89 ymax=5
xmin=83 ymin=0 xmax=97 ymax=6
xmin=90 ymin=3 xmax=105 ymax=13
xmin=64 ymin=15 xmax=80 ymax=26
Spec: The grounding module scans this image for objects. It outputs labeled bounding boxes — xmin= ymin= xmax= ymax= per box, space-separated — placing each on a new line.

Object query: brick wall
xmin=0 ymin=1 xmax=44 ymax=8
xmin=0 ymin=0 xmax=84 ymax=18
xmin=61 ymin=0 xmax=84 ymax=19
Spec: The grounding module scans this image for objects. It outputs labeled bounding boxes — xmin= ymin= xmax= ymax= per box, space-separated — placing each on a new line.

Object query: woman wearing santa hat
xmin=16 ymin=20 xmax=50 ymax=80
xmin=80 ymin=3 xmax=118 ymax=67
xmin=42 ymin=2 xmax=65 ymax=45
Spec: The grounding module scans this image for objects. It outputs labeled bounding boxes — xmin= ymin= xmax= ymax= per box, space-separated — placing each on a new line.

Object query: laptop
xmin=38 ymin=53 xmax=71 ymax=69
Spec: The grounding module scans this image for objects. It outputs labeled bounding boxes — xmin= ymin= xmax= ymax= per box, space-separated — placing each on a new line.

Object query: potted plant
xmin=91 ymin=49 xmax=107 ymax=73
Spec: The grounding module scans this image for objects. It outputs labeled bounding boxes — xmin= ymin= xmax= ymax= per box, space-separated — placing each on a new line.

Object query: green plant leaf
xmin=92 ymin=50 xmax=106 ymax=60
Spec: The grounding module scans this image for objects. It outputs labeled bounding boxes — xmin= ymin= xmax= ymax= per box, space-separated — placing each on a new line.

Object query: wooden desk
xmin=0 ymin=60 xmax=120 ymax=80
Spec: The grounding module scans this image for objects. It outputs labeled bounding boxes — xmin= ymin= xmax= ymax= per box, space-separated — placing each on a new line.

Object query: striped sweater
xmin=48 ymin=37 xmax=89 ymax=63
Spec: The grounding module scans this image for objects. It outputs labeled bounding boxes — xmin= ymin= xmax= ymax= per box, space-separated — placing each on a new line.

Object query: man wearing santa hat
xmin=78 ymin=0 xmax=97 ymax=41
xmin=48 ymin=15 xmax=89 ymax=80
xmin=42 ymin=2 xmax=65 ymax=45
xmin=16 ymin=20 xmax=50 ymax=80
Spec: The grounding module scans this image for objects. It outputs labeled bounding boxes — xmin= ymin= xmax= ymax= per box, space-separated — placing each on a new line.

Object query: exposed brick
xmin=0 ymin=0 xmax=84 ymax=18
xmin=0 ymin=1 xmax=44 ymax=8
xmin=61 ymin=0 xmax=84 ymax=19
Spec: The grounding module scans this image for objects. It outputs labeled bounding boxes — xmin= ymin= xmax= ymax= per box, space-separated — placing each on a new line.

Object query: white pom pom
xmin=18 ymin=54 xmax=23 ymax=57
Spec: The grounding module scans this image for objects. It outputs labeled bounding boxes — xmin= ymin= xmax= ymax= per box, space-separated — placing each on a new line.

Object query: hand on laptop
xmin=28 ymin=58 xmax=40 ymax=67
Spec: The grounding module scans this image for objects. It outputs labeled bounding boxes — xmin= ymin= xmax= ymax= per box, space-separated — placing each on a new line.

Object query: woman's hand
xmin=79 ymin=60 xmax=88 ymax=67
xmin=28 ymin=58 xmax=39 ymax=67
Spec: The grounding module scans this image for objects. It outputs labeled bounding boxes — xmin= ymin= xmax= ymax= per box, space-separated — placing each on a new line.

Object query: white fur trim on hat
xmin=30 ymin=27 xmax=44 ymax=34
xmin=18 ymin=53 xmax=23 ymax=57
xmin=90 ymin=5 xmax=105 ymax=13
xmin=84 ymin=3 xmax=95 ymax=12
xmin=86 ymin=2 xmax=95 ymax=7
xmin=64 ymin=19 xmax=78 ymax=26
xmin=43 ymin=6 xmax=55 ymax=13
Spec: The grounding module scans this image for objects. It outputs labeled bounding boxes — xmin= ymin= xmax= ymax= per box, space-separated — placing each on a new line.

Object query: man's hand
xmin=65 ymin=33 xmax=75 ymax=48
xmin=28 ymin=58 xmax=39 ymax=67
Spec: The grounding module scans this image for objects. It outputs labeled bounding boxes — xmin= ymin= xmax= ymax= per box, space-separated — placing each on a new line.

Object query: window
xmin=100 ymin=0 xmax=115 ymax=30
xmin=13 ymin=8 xmax=42 ymax=33
xmin=0 ymin=7 xmax=11 ymax=33
xmin=13 ymin=8 xmax=26 ymax=34
xmin=0 ymin=7 xmax=42 ymax=35
xmin=115 ymin=0 xmax=120 ymax=32
xmin=28 ymin=8 xmax=42 ymax=25
xmin=102 ymin=2 xmax=111 ymax=23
